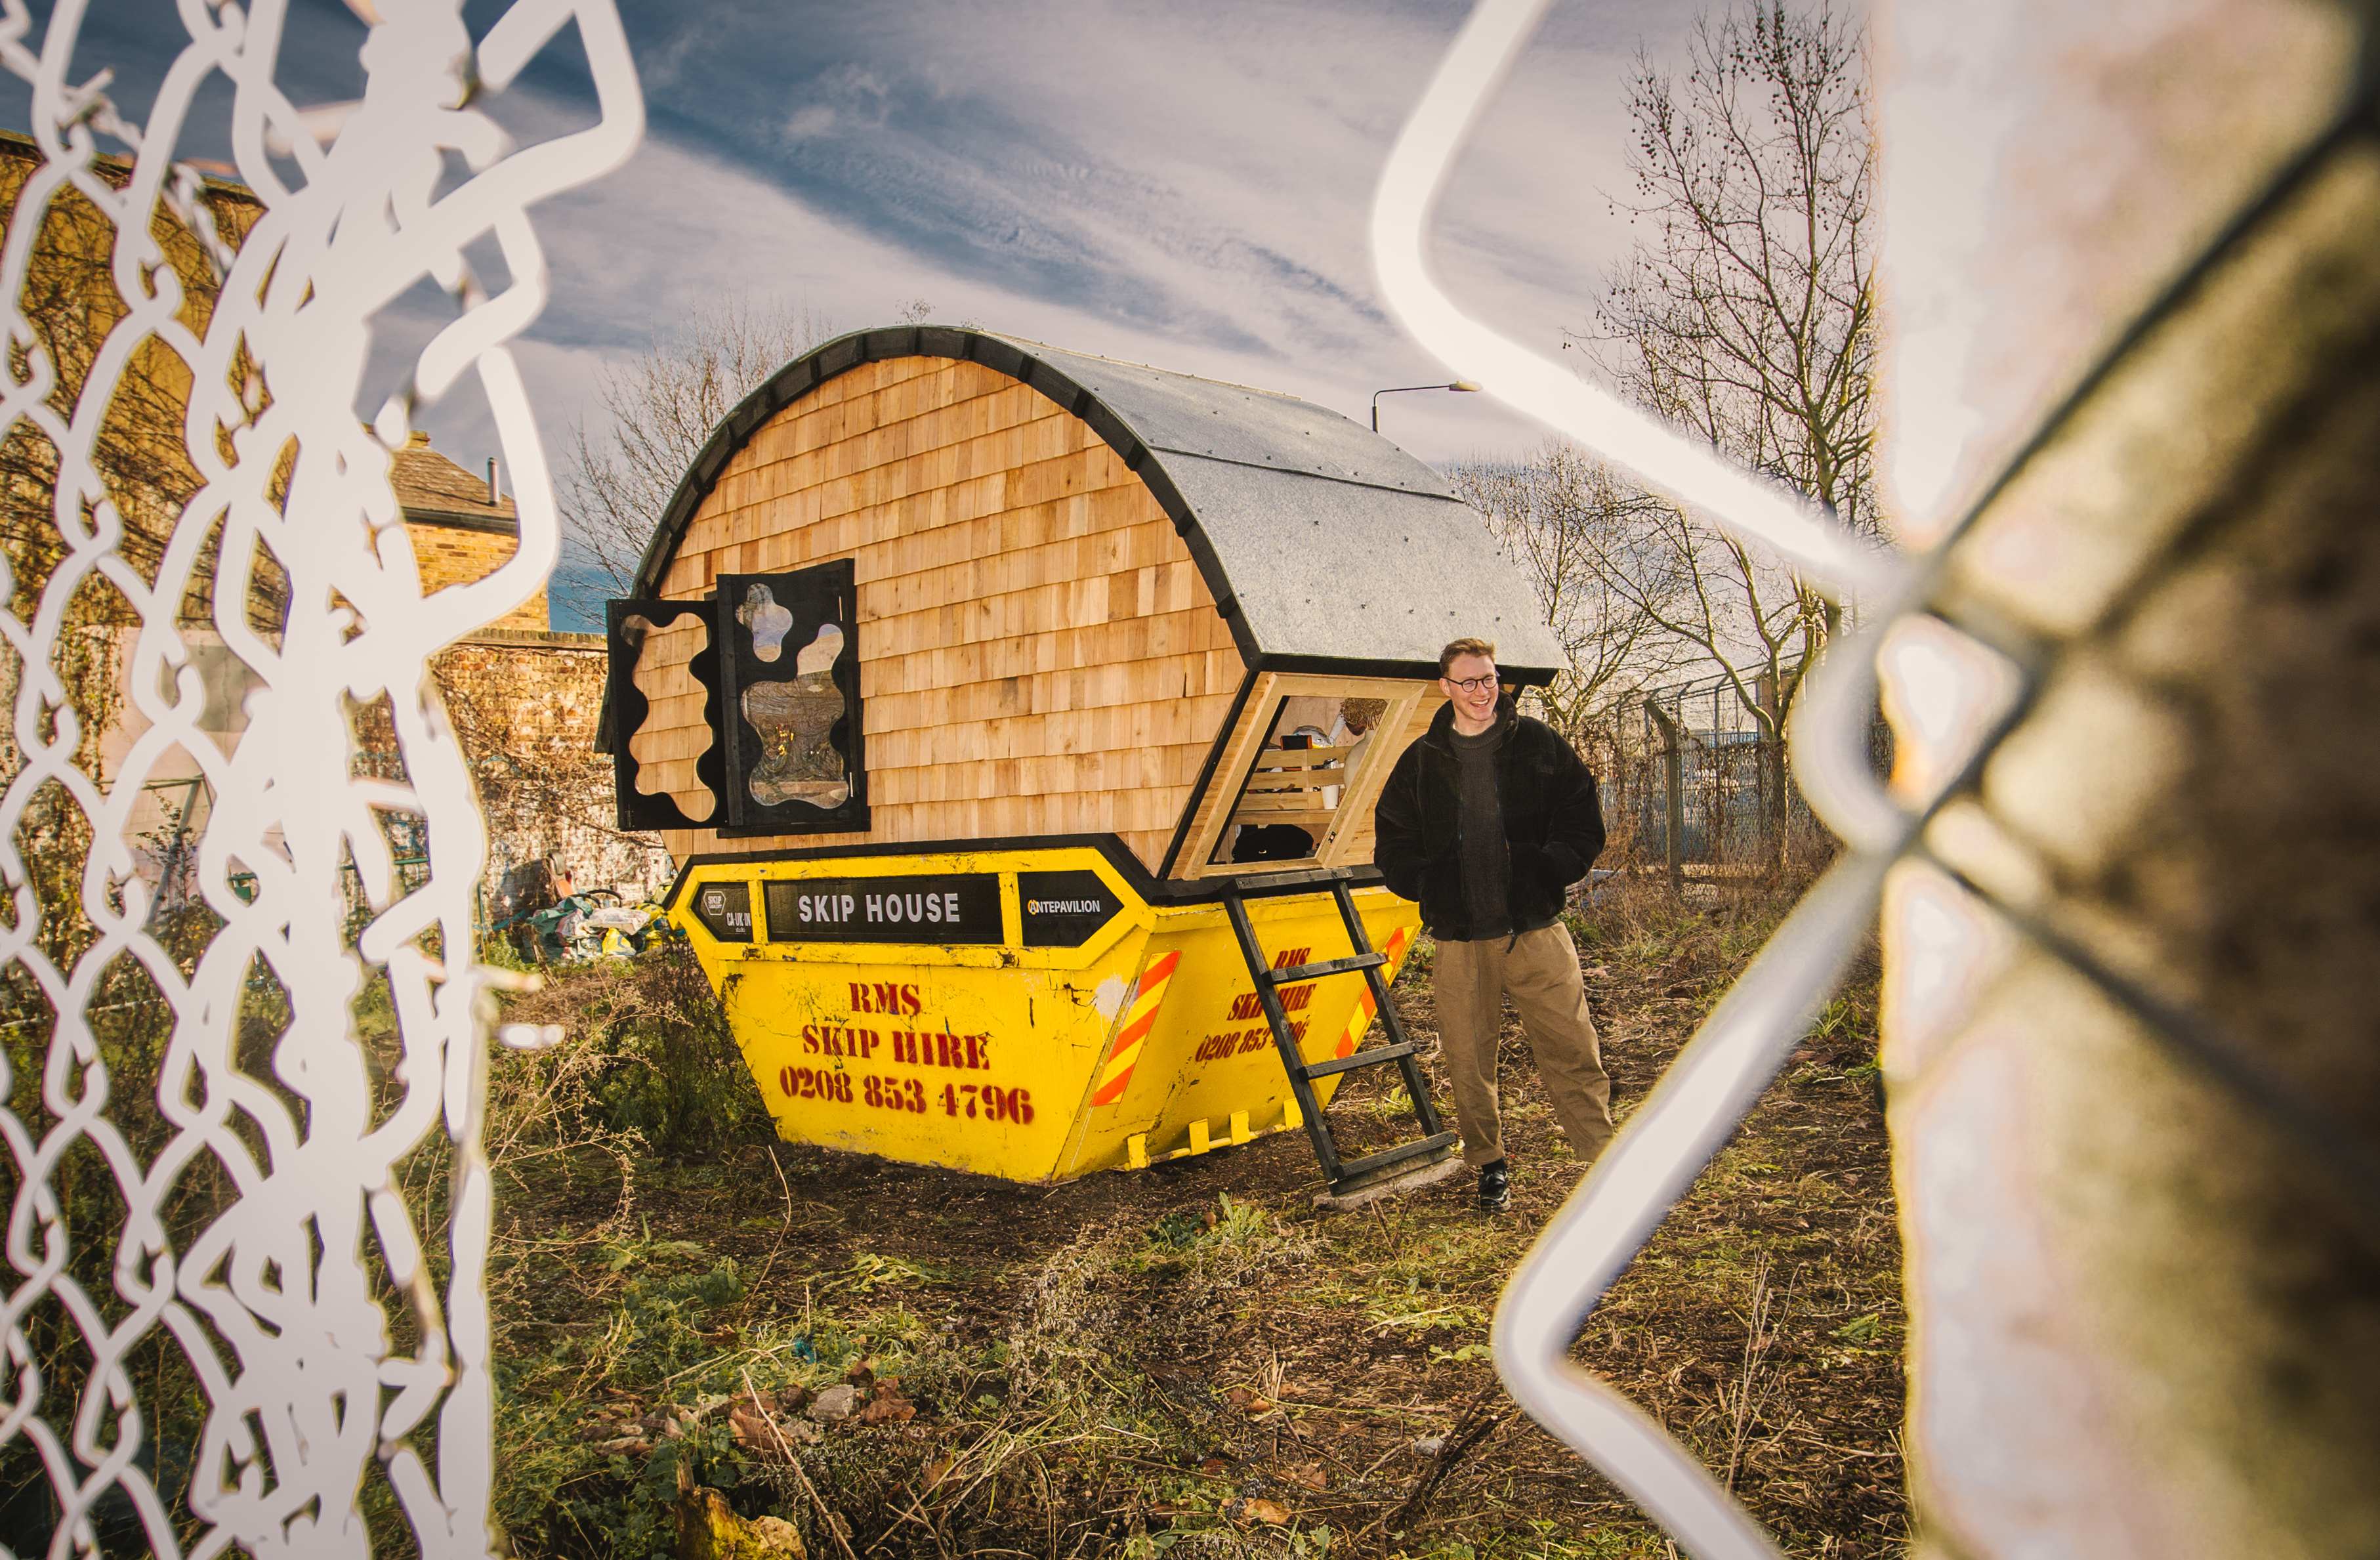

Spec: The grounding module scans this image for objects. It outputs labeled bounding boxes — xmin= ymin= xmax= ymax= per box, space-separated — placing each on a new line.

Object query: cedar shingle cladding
xmin=644 ymin=354 xmax=1244 ymax=868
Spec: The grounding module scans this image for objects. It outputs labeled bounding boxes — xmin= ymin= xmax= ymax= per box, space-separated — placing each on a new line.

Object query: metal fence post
xmin=1646 ymin=698 xmax=1684 ymax=896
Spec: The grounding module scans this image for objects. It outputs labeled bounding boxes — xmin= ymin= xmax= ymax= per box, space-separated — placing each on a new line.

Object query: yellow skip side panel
xmin=670 ymin=845 xmax=1420 ymax=1185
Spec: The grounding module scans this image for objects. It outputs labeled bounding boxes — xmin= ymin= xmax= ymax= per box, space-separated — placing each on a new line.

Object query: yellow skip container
xmin=665 ymin=842 xmax=1421 ymax=1184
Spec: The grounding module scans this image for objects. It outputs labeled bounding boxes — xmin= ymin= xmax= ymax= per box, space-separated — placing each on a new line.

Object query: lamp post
xmin=1370 ymin=380 xmax=1482 ymax=432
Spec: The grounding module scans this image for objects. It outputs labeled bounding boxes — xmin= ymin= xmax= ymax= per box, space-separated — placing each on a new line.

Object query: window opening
xmin=604 ymin=599 xmax=724 ymax=830
xmin=1209 ymin=694 xmax=1386 ymax=866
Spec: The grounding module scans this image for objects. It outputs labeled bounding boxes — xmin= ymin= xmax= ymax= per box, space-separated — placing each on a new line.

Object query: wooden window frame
xmin=1167 ymin=671 xmax=1434 ymax=880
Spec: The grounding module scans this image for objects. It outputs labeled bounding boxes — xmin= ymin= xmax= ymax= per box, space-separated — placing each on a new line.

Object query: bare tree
xmin=1585 ymin=0 xmax=1877 ymax=866
xmin=558 ymin=296 xmax=833 ymax=618
xmin=1450 ymin=440 xmax=1688 ymax=742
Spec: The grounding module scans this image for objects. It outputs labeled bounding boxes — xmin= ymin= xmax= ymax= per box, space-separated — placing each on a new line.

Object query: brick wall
xmin=403 ymin=519 xmax=550 ymax=633
xmin=428 ymin=632 xmax=673 ymax=916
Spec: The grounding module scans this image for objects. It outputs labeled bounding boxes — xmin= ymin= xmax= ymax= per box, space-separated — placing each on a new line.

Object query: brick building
xmin=6 ymin=129 xmax=668 ymax=939
xmin=384 ymin=432 xmax=674 ymax=921
xmin=388 ymin=429 xmax=549 ymax=633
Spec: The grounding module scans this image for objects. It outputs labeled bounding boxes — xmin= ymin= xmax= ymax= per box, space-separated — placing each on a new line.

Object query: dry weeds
xmin=485 ymin=867 xmax=1903 ymax=1560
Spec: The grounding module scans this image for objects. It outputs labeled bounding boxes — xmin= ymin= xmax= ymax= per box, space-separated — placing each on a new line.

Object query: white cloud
xmin=396 ymin=0 xmax=1700 ymax=551
xmin=781 ymin=102 xmax=837 ymax=142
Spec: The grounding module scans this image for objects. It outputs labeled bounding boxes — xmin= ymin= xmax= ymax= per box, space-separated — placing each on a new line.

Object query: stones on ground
xmin=807 ymin=1383 xmax=860 ymax=1422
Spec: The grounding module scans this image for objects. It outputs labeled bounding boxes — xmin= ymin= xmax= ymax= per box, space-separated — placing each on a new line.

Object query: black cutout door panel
xmin=605 ymin=599 xmax=726 ymax=832
xmin=716 ymin=561 xmax=867 ymax=836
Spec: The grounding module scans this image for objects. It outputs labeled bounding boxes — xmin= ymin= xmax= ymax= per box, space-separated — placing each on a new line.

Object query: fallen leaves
xmin=856 ymin=1378 xmax=917 ymax=1426
xmin=1221 ymin=1496 xmax=1291 ymax=1527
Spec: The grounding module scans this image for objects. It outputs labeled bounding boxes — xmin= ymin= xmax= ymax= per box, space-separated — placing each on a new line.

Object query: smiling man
xmin=1373 ymin=638 xmax=1615 ymax=1211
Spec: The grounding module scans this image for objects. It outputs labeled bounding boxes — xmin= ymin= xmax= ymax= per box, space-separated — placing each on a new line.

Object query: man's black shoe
xmin=1477 ymin=1160 xmax=1511 ymax=1212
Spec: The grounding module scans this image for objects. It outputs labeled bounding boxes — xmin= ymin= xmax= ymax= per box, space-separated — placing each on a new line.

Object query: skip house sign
xmin=762 ymin=875 xmax=1006 ymax=944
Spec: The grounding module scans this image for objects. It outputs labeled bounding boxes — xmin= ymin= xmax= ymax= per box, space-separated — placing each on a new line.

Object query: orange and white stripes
xmin=1090 ymin=950 xmax=1180 ymax=1107
xmin=1330 ymin=926 xmax=1411 ymax=1059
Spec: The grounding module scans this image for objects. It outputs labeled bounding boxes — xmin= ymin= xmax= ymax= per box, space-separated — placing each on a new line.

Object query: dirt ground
xmin=488 ymin=891 xmax=1904 ymax=1560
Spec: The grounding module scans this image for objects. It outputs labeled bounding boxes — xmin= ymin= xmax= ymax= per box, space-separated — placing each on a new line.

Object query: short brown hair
xmin=1438 ymin=637 xmax=1497 ymax=677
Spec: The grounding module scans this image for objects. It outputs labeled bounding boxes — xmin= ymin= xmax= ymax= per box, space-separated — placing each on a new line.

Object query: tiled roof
xmin=392 ymin=431 xmax=517 ymax=534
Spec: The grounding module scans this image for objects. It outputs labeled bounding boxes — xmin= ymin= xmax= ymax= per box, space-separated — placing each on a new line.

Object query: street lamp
xmin=1371 ymin=379 xmax=1482 ymax=432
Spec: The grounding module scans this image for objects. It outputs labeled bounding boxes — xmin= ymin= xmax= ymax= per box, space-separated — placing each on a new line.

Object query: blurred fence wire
xmin=1381 ymin=1 xmax=2380 ymax=1557
xmin=0 ymin=4 xmax=641 ymax=1556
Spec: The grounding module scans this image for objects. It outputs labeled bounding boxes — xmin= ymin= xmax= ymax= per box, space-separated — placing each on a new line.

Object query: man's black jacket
xmin=1372 ymin=695 xmax=1605 ymax=941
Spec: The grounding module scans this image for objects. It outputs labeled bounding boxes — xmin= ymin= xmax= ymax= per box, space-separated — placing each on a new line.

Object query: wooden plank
xmin=1320 ymin=686 xmax=1440 ymax=869
xmin=1229 ymin=809 xmax=1336 ymax=832
xmin=1169 ymin=670 xmax=1276 ymax=875
xmin=1244 ymin=744 xmax=1356 ymax=770
xmin=1230 ymin=791 xmax=1339 ymax=812
xmin=1174 ymin=675 xmax=1440 ymax=879
xmin=629 ymin=350 xmax=1263 ymax=869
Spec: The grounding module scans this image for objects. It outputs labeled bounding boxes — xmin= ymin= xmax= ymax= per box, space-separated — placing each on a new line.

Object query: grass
xmin=469 ymin=865 xmax=1903 ymax=1559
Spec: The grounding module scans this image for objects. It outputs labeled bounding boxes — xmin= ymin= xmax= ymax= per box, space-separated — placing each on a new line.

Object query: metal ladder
xmin=1219 ymin=872 xmax=1459 ymax=1200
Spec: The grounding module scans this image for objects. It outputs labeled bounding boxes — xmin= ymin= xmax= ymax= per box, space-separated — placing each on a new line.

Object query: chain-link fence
xmin=1585 ymin=662 xmax=1889 ymax=875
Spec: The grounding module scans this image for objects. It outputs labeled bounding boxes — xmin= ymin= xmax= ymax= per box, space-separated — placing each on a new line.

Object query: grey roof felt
xmin=633 ymin=326 xmax=1566 ymax=681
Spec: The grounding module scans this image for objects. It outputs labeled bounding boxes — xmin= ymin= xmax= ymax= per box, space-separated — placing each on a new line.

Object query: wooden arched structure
xmin=602 ymin=326 xmax=1564 ymax=885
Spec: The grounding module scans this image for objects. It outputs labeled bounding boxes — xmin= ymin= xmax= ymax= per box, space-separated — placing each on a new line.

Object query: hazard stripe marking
xmin=1332 ymin=925 xmax=1411 ymax=1059
xmin=1090 ymin=950 xmax=1180 ymax=1107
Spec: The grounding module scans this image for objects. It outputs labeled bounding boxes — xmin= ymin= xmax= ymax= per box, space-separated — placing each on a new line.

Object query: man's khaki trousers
xmin=1432 ymin=922 xmax=1615 ymax=1168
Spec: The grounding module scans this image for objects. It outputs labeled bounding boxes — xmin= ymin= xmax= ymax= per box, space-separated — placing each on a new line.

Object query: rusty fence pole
xmin=1875 ymin=4 xmax=2380 ymax=1556
xmin=1645 ymin=698 xmax=1685 ymax=898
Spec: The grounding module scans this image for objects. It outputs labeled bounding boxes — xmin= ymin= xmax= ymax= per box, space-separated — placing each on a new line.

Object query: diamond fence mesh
xmin=1572 ymin=663 xmax=1889 ymax=878
xmin=0 ymin=5 xmax=640 ymax=1556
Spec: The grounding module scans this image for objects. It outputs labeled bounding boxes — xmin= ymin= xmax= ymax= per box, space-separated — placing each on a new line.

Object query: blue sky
xmin=8 ymin=0 xmax=1695 ymax=627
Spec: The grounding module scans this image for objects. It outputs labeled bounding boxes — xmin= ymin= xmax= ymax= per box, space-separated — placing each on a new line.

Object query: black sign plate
xmin=1018 ymin=870 xmax=1123 ymax=948
xmin=763 ymin=874 xmax=1005 ymax=944
xmin=689 ymin=879 xmax=753 ymax=942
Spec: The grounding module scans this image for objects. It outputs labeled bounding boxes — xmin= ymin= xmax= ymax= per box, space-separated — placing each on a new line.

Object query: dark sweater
xmin=1450 ymin=723 xmax=1512 ymax=938
xmin=1373 ymin=696 xmax=1605 ymax=942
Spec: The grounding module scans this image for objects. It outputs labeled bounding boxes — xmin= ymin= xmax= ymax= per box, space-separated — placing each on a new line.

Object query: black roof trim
xmin=1251 ymin=652 xmax=1553 ymax=687
xmin=629 ymin=326 xmax=1565 ymax=678
xmin=661 ymin=832 xmax=1385 ymax=914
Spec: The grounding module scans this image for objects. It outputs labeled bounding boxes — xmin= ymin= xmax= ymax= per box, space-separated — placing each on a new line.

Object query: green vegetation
xmin=467 ymin=869 xmax=1904 ymax=1559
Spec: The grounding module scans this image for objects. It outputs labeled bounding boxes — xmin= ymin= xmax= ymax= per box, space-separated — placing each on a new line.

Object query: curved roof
xmin=633 ymin=326 xmax=1565 ymax=681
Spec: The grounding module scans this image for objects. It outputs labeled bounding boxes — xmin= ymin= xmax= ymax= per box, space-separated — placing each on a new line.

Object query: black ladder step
xmin=1297 ymin=1040 xmax=1417 ymax=1081
xmin=1266 ymin=952 xmax=1386 ymax=984
xmin=1216 ymin=872 xmax=1451 ymax=1202
xmin=1332 ymin=1131 xmax=1461 ymax=1184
